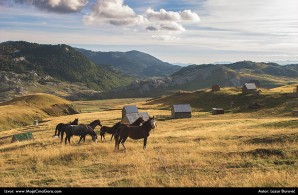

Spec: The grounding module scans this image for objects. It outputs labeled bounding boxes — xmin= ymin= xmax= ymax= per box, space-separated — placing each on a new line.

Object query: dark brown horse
xmin=62 ymin=120 xmax=102 ymax=144
xmin=114 ymin=116 xmax=157 ymax=151
xmin=100 ymin=117 xmax=145 ymax=141
xmin=53 ymin=118 xmax=78 ymax=138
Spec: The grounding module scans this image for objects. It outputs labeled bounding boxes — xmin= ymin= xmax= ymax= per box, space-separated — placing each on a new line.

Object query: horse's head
xmin=71 ymin=118 xmax=79 ymax=125
xmin=92 ymin=131 xmax=98 ymax=142
xmin=95 ymin=120 xmax=102 ymax=127
xmin=149 ymin=116 xmax=157 ymax=129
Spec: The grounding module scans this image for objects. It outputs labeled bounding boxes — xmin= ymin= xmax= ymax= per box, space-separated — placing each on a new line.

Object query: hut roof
xmin=123 ymin=112 xmax=150 ymax=124
xmin=212 ymin=108 xmax=224 ymax=111
xmin=123 ymin=105 xmax=138 ymax=114
xmin=244 ymin=83 xmax=257 ymax=90
xmin=172 ymin=104 xmax=192 ymax=113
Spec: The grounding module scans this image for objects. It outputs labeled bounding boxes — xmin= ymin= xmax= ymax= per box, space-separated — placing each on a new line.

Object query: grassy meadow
xmin=0 ymin=88 xmax=297 ymax=187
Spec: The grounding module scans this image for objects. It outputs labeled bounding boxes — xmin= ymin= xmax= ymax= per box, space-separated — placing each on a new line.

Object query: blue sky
xmin=1 ymin=0 xmax=298 ymax=64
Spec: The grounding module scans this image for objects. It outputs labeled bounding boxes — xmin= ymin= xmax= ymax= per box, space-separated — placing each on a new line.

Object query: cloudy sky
xmin=1 ymin=0 xmax=298 ymax=64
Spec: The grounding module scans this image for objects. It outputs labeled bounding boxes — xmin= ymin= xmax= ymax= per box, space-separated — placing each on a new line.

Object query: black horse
xmin=63 ymin=119 xmax=102 ymax=144
xmin=114 ymin=116 xmax=157 ymax=151
xmin=77 ymin=120 xmax=102 ymax=143
xmin=100 ymin=117 xmax=145 ymax=141
xmin=53 ymin=118 xmax=78 ymax=138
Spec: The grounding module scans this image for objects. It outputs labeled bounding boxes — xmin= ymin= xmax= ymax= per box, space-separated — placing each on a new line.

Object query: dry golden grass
xmin=0 ymin=98 xmax=297 ymax=187
xmin=0 ymin=94 xmax=76 ymax=131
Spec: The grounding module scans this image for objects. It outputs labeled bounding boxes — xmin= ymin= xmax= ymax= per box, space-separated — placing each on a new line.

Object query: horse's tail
xmin=114 ymin=124 xmax=123 ymax=151
xmin=54 ymin=124 xmax=59 ymax=137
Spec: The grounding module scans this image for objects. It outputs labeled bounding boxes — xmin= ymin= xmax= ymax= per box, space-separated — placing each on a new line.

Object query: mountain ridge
xmin=76 ymin=48 xmax=181 ymax=77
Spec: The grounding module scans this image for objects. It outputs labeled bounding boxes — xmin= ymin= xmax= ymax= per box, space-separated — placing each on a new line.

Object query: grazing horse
xmin=77 ymin=120 xmax=102 ymax=143
xmin=53 ymin=118 xmax=78 ymax=137
xmin=114 ymin=116 xmax=157 ymax=151
xmin=61 ymin=120 xmax=101 ymax=143
xmin=100 ymin=117 xmax=145 ymax=141
xmin=61 ymin=119 xmax=102 ymax=144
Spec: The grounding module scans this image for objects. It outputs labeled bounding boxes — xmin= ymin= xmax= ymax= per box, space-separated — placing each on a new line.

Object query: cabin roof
xmin=244 ymin=83 xmax=257 ymax=90
xmin=212 ymin=108 xmax=224 ymax=111
xmin=172 ymin=104 xmax=192 ymax=113
xmin=123 ymin=112 xmax=149 ymax=124
xmin=122 ymin=105 xmax=138 ymax=114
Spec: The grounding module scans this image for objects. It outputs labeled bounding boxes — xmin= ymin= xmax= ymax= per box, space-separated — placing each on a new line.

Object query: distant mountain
xmin=99 ymin=61 xmax=298 ymax=98
xmin=76 ymin=48 xmax=181 ymax=77
xmin=0 ymin=41 xmax=133 ymax=91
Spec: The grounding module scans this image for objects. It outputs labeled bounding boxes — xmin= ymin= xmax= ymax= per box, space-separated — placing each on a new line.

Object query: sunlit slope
xmin=147 ymin=86 xmax=298 ymax=115
xmin=0 ymin=93 xmax=78 ymax=131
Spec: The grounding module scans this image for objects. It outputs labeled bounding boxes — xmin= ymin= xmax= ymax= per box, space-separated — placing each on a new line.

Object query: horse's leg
xmin=121 ymin=137 xmax=128 ymax=151
xmin=67 ymin=136 xmax=71 ymax=144
xmin=78 ymin=136 xmax=83 ymax=144
xmin=65 ymin=135 xmax=68 ymax=145
xmin=143 ymin=137 xmax=148 ymax=150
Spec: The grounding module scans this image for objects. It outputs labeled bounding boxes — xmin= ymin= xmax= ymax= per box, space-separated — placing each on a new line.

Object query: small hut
xmin=33 ymin=120 xmax=39 ymax=126
xmin=122 ymin=112 xmax=150 ymax=124
xmin=212 ymin=108 xmax=224 ymax=115
xmin=212 ymin=84 xmax=220 ymax=92
xmin=171 ymin=104 xmax=192 ymax=119
xmin=122 ymin=105 xmax=138 ymax=119
xmin=242 ymin=83 xmax=257 ymax=95
xmin=11 ymin=132 xmax=34 ymax=143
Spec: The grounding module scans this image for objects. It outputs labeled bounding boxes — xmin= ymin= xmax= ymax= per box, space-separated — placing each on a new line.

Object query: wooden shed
xmin=212 ymin=108 xmax=224 ymax=115
xmin=171 ymin=104 xmax=192 ymax=119
xmin=11 ymin=132 xmax=34 ymax=143
xmin=122 ymin=112 xmax=149 ymax=124
xmin=242 ymin=83 xmax=257 ymax=95
xmin=212 ymin=84 xmax=220 ymax=92
xmin=122 ymin=105 xmax=138 ymax=119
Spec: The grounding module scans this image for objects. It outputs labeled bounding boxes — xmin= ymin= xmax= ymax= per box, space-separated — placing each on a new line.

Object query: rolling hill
xmin=146 ymin=84 xmax=298 ymax=116
xmin=76 ymin=48 xmax=181 ymax=77
xmin=0 ymin=41 xmax=133 ymax=91
xmin=0 ymin=93 xmax=79 ymax=131
xmin=101 ymin=61 xmax=298 ymax=98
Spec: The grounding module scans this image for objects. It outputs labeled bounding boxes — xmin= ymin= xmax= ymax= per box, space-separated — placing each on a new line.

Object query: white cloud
xmin=83 ymin=0 xmax=146 ymax=26
xmin=152 ymin=35 xmax=180 ymax=41
xmin=180 ymin=10 xmax=200 ymax=21
xmin=145 ymin=8 xmax=199 ymax=35
xmin=160 ymin=22 xmax=185 ymax=32
xmin=146 ymin=8 xmax=200 ymax=22
xmin=7 ymin=0 xmax=88 ymax=13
